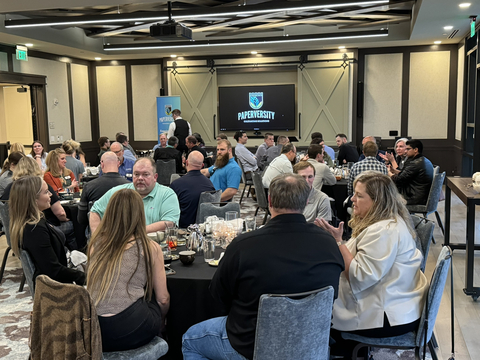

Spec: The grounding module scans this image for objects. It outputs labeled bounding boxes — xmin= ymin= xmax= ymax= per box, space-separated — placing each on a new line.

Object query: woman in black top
xmin=9 ymin=176 xmax=85 ymax=285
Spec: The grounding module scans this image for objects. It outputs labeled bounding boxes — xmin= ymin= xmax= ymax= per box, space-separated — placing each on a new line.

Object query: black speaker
xmin=357 ymin=81 xmax=364 ymax=118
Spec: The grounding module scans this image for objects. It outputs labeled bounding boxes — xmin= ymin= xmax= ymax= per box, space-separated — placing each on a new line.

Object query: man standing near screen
xmin=168 ymin=109 xmax=192 ymax=154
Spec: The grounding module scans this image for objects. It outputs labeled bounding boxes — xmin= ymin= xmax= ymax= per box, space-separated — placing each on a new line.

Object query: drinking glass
xmin=212 ymin=220 xmax=225 ymax=247
xmin=225 ymin=211 xmax=238 ymax=222
xmin=245 ymin=216 xmax=256 ymax=232
xmin=167 ymin=227 xmax=178 ymax=251
xmin=203 ymin=238 xmax=215 ymax=263
xmin=162 ymin=244 xmax=172 ymax=265
xmin=223 ymin=223 xmax=235 ymax=249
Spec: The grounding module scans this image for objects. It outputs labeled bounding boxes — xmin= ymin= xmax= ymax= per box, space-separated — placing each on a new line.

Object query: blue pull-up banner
xmin=156 ymin=96 xmax=181 ymax=136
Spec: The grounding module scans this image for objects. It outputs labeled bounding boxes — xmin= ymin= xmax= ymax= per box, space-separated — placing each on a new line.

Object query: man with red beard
xmin=201 ymin=140 xmax=242 ymax=201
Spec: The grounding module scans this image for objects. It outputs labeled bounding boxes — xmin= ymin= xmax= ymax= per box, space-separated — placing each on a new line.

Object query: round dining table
xmin=164 ymin=245 xmax=226 ymax=360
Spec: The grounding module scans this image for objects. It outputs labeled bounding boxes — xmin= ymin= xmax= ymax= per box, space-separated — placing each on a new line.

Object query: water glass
xmin=212 ymin=220 xmax=225 ymax=247
xmin=167 ymin=227 xmax=178 ymax=251
xmin=203 ymin=239 xmax=215 ymax=263
xmin=162 ymin=244 xmax=172 ymax=265
xmin=225 ymin=211 xmax=238 ymax=222
xmin=245 ymin=216 xmax=256 ymax=232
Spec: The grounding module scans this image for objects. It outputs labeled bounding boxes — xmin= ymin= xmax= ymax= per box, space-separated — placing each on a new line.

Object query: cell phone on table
xmin=165 ymin=267 xmax=176 ymax=276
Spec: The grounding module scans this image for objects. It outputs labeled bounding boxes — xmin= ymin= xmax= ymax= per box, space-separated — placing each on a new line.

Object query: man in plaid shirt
xmin=347 ymin=141 xmax=388 ymax=195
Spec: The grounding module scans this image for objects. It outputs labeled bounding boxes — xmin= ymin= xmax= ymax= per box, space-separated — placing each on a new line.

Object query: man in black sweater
xmin=336 ymin=133 xmax=359 ymax=164
xmin=153 ymin=136 xmax=184 ymax=174
xmin=182 ymin=174 xmax=344 ymax=360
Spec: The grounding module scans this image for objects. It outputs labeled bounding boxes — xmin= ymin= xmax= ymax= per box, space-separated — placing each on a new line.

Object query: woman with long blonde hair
xmin=87 ymin=188 xmax=169 ymax=352
xmin=318 ymin=171 xmax=428 ymax=358
xmin=44 ymin=148 xmax=79 ymax=194
xmin=9 ymin=176 xmax=85 ymax=284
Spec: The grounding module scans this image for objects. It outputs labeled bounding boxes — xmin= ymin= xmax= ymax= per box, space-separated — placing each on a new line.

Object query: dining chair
xmin=235 ymin=158 xmax=253 ymax=205
xmin=19 ymin=249 xmax=36 ymax=298
xmin=102 ymin=336 xmax=168 ymax=360
xmin=196 ymin=190 xmax=222 ymax=223
xmin=407 ymin=172 xmax=446 ymax=240
xmin=251 ymin=172 xmax=270 ymax=225
xmin=155 ymin=159 xmax=176 ymax=186
xmin=197 ymin=202 xmax=241 ymax=223
xmin=253 ymin=286 xmax=334 ymax=360
xmin=411 ymin=214 xmax=435 ymax=272
xmin=170 ymin=173 xmax=181 ymax=184
xmin=341 ymin=246 xmax=452 ymax=360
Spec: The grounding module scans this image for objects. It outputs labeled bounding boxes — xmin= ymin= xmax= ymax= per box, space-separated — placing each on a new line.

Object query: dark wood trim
xmin=7 ymin=52 xmax=13 ymax=72
xmin=162 ymin=57 xmax=169 ymax=95
xmin=447 ymin=48 xmax=458 ymax=141
xmin=216 ymin=66 xmax=297 ymax=74
xmin=353 ymin=48 xmax=362 ymax=146
xmin=401 ymin=52 xmax=410 ymax=137
xmin=66 ymin=63 xmax=75 ymax=139
xmin=88 ymin=62 xmax=100 ymax=147
xmin=125 ymin=64 xmax=135 ymax=146
xmin=95 ymin=58 xmax=163 ymax=67
xmin=0 ymin=71 xmax=46 ymax=85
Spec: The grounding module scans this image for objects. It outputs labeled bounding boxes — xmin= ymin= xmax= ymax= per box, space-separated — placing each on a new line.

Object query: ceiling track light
xmin=4 ymin=0 xmax=389 ymax=28
xmin=104 ymin=29 xmax=388 ymax=51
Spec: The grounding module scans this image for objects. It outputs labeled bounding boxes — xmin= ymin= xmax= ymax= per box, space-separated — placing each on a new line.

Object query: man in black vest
xmin=168 ymin=109 xmax=192 ymax=155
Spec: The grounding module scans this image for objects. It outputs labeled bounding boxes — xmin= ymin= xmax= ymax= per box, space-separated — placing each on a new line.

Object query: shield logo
xmin=249 ymin=92 xmax=263 ymax=110
xmin=165 ymin=105 xmax=172 ymax=116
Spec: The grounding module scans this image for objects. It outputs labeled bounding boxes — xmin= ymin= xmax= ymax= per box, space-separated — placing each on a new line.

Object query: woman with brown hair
xmin=28 ymin=140 xmax=49 ymax=172
xmin=87 ymin=188 xmax=170 ymax=352
xmin=0 ymin=151 xmax=25 ymax=197
xmin=9 ymin=176 xmax=85 ymax=285
xmin=44 ymin=148 xmax=79 ymax=194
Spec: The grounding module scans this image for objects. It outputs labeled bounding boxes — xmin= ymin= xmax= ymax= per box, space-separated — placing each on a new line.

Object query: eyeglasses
xmin=405 ymin=147 xmax=413 ymax=151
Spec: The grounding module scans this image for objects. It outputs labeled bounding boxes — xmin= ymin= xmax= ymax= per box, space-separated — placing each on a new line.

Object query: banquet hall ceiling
xmin=0 ymin=0 xmax=477 ymax=59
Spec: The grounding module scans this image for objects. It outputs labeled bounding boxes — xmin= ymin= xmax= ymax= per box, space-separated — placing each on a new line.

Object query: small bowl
xmin=179 ymin=250 xmax=195 ymax=265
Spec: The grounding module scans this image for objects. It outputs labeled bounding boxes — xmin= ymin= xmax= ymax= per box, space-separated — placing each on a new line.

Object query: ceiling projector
xmin=150 ymin=22 xmax=192 ymax=40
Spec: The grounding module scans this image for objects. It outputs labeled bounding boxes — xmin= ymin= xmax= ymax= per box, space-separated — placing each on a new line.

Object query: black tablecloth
xmin=165 ymin=245 xmax=226 ymax=360
xmin=322 ymin=179 xmax=348 ymax=221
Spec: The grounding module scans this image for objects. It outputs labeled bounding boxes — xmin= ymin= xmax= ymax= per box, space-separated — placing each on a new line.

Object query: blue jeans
xmin=182 ymin=316 xmax=247 ymax=360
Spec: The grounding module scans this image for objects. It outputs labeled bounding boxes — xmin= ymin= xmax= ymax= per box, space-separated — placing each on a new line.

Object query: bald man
xmin=77 ymin=151 xmax=129 ymax=226
xmin=358 ymin=135 xmax=385 ymax=162
xmin=171 ymin=151 xmax=216 ymax=228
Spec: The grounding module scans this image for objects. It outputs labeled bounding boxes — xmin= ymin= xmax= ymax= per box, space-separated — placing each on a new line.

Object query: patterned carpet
xmin=0 ymin=186 xmax=431 ymax=359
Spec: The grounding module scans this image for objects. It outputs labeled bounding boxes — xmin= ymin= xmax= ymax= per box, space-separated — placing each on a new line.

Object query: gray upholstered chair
xmin=196 ymin=190 xmax=222 ymax=223
xmin=170 ymin=173 xmax=181 ymax=184
xmin=342 ymin=246 xmax=452 ymax=360
xmin=236 ymin=158 xmax=253 ymax=205
xmin=251 ymin=172 xmax=270 ymax=225
xmin=197 ymin=202 xmax=241 ymax=223
xmin=407 ymin=172 xmax=446 ymax=237
xmin=102 ymin=336 xmax=168 ymax=360
xmin=19 ymin=249 xmax=36 ymax=298
xmin=155 ymin=159 xmax=176 ymax=186
xmin=0 ymin=200 xmax=11 ymax=283
xmin=253 ymin=286 xmax=334 ymax=360
xmin=411 ymin=214 xmax=435 ymax=272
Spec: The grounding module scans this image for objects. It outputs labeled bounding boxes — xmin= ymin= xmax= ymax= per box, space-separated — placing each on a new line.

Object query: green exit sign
xmin=16 ymin=46 xmax=28 ymax=61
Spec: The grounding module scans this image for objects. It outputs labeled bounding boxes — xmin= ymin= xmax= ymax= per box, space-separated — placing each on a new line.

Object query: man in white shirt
xmin=167 ymin=109 xmax=192 ymax=154
xmin=262 ymin=143 xmax=296 ymax=188
xmin=306 ymin=144 xmax=336 ymax=191
xmin=234 ymin=131 xmax=258 ymax=175
xmin=293 ymin=161 xmax=331 ymax=223
xmin=255 ymin=133 xmax=274 ymax=170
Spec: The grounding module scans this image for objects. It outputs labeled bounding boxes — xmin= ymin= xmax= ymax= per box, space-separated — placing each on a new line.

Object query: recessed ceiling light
xmin=170 ymin=54 xmax=177 ymax=58
xmin=25 ymin=43 xmax=33 ymax=47
xmin=459 ymin=3 xmax=471 ymax=8
xmin=434 ymin=41 xmax=442 ymax=44
xmin=338 ymin=46 xmax=346 ymax=49
xmin=95 ymin=57 xmax=101 ymax=60
xmin=251 ymin=51 xmax=258 ymax=54
xmin=443 ymin=26 xmax=453 ymax=30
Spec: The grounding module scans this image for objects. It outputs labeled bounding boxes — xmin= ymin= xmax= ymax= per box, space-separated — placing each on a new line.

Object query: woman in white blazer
xmin=318 ymin=171 xmax=428 ymax=358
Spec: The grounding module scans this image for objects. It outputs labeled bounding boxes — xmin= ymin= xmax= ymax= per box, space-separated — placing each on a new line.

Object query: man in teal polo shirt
xmin=90 ymin=157 xmax=180 ymax=233
xmin=201 ymin=139 xmax=242 ymax=201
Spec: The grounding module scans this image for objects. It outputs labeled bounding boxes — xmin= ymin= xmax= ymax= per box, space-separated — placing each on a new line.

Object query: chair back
xmin=253 ymin=286 xmax=334 ymax=360
xmin=170 ymin=173 xmax=181 ymax=184
xmin=0 ymin=201 xmax=11 ymax=248
xmin=411 ymin=215 xmax=435 ymax=272
xmin=196 ymin=190 xmax=222 ymax=223
xmin=197 ymin=202 xmax=241 ymax=222
xmin=252 ymin=172 xmax=268 ymax=209
xmin=30 ymin=275 xmax=102 ymax=360
xmin=425 ymin=172 xmax=446 ymax=214
xmin=415 ymin=246 xmax=452 ymax=346
xmin=156 ymin=159 xmax=176 ymax=186
xmin=19 ymin=249 xmax=36 ymax=298
xmin=236 ymin=158 xmax=247 ymax=184
xmin=433 ymin=166 xmax=440 ymax=177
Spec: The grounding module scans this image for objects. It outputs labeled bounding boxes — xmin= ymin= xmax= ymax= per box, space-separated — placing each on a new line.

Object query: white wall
xmin=71 ymin=63 xmax=92 ymax=142
xmin=13 ymin=56 xmax=70 ymax=144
